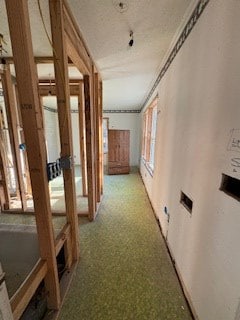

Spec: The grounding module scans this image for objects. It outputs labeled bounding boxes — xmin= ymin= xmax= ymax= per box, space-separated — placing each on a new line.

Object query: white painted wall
xmin=43 ymin=96 xmax=81 ymax=165
xmin=140 ymin=1 xmax=240 ymax=320
xmin=43 ymin=108 xmax=60 ymax=162
xmin=71 ymin=112 xmax=81 ymax=165
xmin=105 ymin=113 xmax=141 ymax=166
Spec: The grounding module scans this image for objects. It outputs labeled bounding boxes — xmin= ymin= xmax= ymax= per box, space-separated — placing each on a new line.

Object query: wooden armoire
xmin=108 ymin=129 xmax=130 ymax=175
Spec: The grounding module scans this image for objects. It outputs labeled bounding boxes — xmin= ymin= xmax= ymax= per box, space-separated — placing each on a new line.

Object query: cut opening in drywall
xmin=180 ymin=191 xmax=193 ymax=213
xmin=220 ymin=174 xmax=240 ymax=201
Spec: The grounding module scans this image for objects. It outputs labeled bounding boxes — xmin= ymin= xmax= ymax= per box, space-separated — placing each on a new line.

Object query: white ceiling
xmin=0 ymin=0 xmax=196 ymax=111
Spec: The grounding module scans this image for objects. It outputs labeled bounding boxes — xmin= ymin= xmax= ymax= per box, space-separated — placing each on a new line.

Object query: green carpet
xmin=59 ymin=172 xmax=193 ymax=320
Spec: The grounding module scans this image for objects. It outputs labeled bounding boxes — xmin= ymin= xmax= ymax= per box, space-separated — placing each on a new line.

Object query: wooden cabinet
xmin=108 ymin=129 xmax=130 ymax=175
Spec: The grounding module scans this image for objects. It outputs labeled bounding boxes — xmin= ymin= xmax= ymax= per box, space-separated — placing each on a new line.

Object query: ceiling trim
xmin=141 ymin=0 xmax=209 ymax=111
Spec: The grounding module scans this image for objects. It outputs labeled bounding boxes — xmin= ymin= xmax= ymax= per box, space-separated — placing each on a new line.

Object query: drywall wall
xmin=43 ymin=108 xmax=60 ymax=162
xmin=140 ymin=1 xmax=240 ymax=320
xmin=71 ymin=112 xmax=81 ymax=165
xmin=104 ymin=112 xmax=141 ymax=167
xmin=43 ymin=96 xmax=81 ymax=165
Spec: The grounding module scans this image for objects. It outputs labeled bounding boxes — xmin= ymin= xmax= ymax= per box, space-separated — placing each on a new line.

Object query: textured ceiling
xmin=0 ymin=0 xmax=196 ymax=110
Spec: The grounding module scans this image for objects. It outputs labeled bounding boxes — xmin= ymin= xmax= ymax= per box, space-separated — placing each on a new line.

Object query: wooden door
xmin=108 ymin=129 xmax=130 ymax=175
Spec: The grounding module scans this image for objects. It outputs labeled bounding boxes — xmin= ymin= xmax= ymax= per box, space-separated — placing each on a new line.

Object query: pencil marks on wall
xmin=227 ymin=129 xmax=240 ymax=153
xmin=227 ymin=129 xmax=240 ymax=174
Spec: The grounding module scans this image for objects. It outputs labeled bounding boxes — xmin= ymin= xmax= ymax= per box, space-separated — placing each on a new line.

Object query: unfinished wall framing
xmin=0 ymin=0 xmax=103 ymax=318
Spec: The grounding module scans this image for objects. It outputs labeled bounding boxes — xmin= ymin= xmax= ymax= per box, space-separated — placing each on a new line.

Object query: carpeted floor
xmin=59 ymin=172 xmax=193 ymax=320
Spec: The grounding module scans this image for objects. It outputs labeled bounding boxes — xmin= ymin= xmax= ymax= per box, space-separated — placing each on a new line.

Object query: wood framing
xmin=63 ymin=1 xmax=91 ymax=75
xmin=99 ymin=81 xmax=104 ymax=195
xmin=10 ymin=259 xmax=47 ymax=320
xmin=78 ymin=82 xmax=87 ymax=196
xmin=0 ymin=133 xmax=10 ymax=210
xmin=49 ymin=0 xmax=79 ymax=261
xmin=55 ymin=223 xmax=71 ymax=256
xmin=39 ymin=79 xmax=82 ymax=84
xmin=94 ymin=73 xmax=101 ymax=202
xmin=84 ymin=75 xmax=96 ymax=220
xmin=5 ymin=0 xmax=60 ymax=310
xmin=2 ymin=64 xmax=27 ymax=210
xmin=14 ymin=84 xmax=32 ymax=196
xmin=38 ymin=84 xmax=80 ymax=96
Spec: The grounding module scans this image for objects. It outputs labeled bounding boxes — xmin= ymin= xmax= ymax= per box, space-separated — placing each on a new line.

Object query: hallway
xmin=59 ymin=172 xmax=193 ymax=320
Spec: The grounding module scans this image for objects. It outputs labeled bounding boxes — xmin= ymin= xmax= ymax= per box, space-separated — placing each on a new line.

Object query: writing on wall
xmin=227 ymin=129 xmax=240 ymax=173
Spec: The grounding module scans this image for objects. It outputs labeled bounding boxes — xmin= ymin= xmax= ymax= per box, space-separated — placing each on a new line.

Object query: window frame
xmin=142 ymin=97 xmax=158 ymax=174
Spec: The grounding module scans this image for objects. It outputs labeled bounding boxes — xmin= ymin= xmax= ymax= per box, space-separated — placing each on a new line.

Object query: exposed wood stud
xmin=78 ymin=82 xmax=87 ymax=197
xmin=2 ymin=65 xmax=27 ymax=210
xmin=91 ymin=69 xmax=98 ymax=210
xmin=94 ymin=73 xmax=101 ymax=202
xmin=84 ymin=75 xmax=96 ymax=220
xmin=5 ymin=0 xmax=60 ymax=309
xmin=14 ymin=85 xmax=32 ymax=196
xmin=10 ymin=259 xmax=47 ymax=320
xmin=99 ymin=81 xmax=104 ymax=195
xmin=63 ymin=1 xmax=91 ymax=75
xmin=49 ymin=0 xmax=79 ymax=261
xmin=38 ymin=84 xmax=80 ymax=96
xmin=0 ymin=125 xmax=10 ymax=210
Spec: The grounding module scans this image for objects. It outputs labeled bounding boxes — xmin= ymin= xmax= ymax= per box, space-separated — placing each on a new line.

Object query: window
xmin=142 ymin=97 xmax=158 ymax=172
xmin=103 ymin=118 xmax=109 ymax=153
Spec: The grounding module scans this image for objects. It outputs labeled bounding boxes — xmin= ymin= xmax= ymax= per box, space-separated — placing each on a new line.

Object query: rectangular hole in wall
xmin=180 ymin=191 xmax=193 ymax=213
xmin=220 ymin=174 xmax=240 ymax=201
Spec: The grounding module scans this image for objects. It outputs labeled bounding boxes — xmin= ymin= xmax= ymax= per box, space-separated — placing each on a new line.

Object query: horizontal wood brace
xmin=55 ymin=223 xmax=71 ymax=256
xmin=10 ymin=259 xmax=47 ymax=320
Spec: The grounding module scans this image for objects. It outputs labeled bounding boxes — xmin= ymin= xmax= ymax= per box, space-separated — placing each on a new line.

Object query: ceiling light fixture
xmin=113 ymin=1 xmax=128 ymax=13
xmin=128 ymin=31 xmax=134 ymax=47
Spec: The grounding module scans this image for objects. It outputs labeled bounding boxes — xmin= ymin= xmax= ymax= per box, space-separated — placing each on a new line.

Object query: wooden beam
xmin=49 ymin=0 xmax=79 ymax=261
xmin=10 ymin=259 xmax=47 ymax=320
xmin=39 ymin=79 xmax=82 ymax=84
xmin=94 ymin=73 xmax=101 ymax=202
xmin=65 ymin=36 xmax=90 ymax=76
xmin=55 ymin=223 xmax=70 ymax=256
xmin=4 ymin=56 xmax=74 ymax=65
xmin=63 ymin=1 xmax=91 ymax=75
xmin=0 ymin=136 xmax=10 ymax=210
xmin=84 ymin=75 xmax=96 ymax=220
xmin=1 ymin=64 xmax=27 ymax=210
xmin=0 ymin=100 xmax=10 ymax=210
xmin=78 ymin=82 xmax=87 ymax=196
xmin=38 ymin=84 xmax=79 ymax=96
xmin=99 ymin=81 xmax=104 ymax=195
xmin=15 ymin=85 xmax=32 ymax=196
xmin=5 ymin=0 xmax=60 ymax=309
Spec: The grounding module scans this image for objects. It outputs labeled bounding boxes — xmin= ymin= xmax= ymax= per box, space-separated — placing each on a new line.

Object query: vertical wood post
xmin=94 ymin=73 xmax=101 ymax=202
xmin=78 ymin=82 xmax=87 ymax=197
xmin=0 ymin=133 xmax=10 ymax=210
xmin=2 ymin=65 xmax=27 ymax=210
xmin=99 ymin=81 xmax=104 ymax=195
xmin=5 ymin=0 xmax=60 ymax=310
xmin=15 ymin=85 xmax=32 ymax=196
xmin=49 ymin=0 xmax=79 ymax=260
xmin=84 ymin=75 xmax=96 ymax=220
